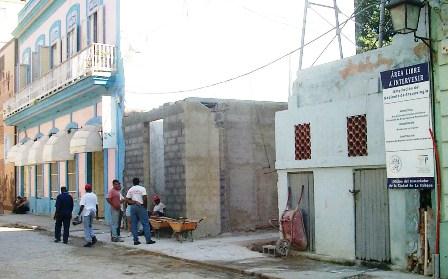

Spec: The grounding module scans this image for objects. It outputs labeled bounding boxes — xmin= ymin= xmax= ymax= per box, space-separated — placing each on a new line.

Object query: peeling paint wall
xmin=276 ymin=34 xmax=431 ymax=268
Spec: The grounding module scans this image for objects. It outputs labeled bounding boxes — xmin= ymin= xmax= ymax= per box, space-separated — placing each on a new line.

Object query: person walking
xmin=106 ymin=179 xmax=124 ymax=242
xmin=77 ymin=184 xmax=98 ymax=247
xmin=54 ymin=186 xmax=74 ymax=244
xmin=126 ymin=178 xmax=155 ymax=245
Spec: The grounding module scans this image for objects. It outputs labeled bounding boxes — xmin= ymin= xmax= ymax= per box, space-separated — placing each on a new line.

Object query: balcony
xmin=3 ymin=43 xmax=116 ymax=119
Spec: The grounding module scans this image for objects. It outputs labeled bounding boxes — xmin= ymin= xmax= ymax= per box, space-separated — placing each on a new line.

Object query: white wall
xmin=275 ymin=34 xmax=430 ymax=262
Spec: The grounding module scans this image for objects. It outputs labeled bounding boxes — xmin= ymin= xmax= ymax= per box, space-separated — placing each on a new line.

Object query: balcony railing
xmin=3 ymin=43 xmax=116 ymax=119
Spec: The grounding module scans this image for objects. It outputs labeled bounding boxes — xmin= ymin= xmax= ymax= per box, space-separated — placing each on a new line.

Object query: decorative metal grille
xmin=347 ymin=114 xmax=368 ymax=157
xmin=295 ymin=123 xmax=311 ymax=160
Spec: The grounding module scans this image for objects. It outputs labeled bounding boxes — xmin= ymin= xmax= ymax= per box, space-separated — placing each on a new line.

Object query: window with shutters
xmin=67 ymin=29 xmax=77 ymax=58
xmin=50 ymin=43 xmax=58 ymax=69
xmin=50 ymin=162 xmax=59 ymax=199
xmin=23 ymin=166 xmax=30 ymax=198
xmin=89 ymin=12 xmax=98 ymax=43
xmin=36 ymin=164 xmax=44 ymax=197
xmin=67 ymin=160 xmax=76 ymax=192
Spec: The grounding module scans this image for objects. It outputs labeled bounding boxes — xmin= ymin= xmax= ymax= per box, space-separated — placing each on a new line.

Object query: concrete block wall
xmin=124 ymin=98 xmax=286 ymax=237
xmin=219 ymin=101 xmax=287 ymax=232
xmin=184 ymin=102 xmax=221 ymax=237
xmin=123 ymin=121 xmax=146 ymax=189
xmin=163 ymin=109 xmax=186 ymax=218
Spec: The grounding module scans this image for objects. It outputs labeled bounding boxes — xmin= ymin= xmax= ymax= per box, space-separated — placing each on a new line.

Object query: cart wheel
xmin=276 ymin=239 xmax=291 ymax=257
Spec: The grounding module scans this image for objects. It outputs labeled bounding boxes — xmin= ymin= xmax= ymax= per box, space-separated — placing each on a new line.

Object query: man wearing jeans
xmin=106 ymin=179 xmax=123 ymax=242
xmin=126 ymin=178 xmax=155 ymax=245
xmin=77 ymin=184 xmax=98 ymax=247
xmin=54 ymin=186 xmax=73 ymax=244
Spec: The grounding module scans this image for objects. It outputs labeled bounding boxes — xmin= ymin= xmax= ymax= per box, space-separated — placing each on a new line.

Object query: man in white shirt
xmin=77 ymin=184 xmax=98 ymax=247
xmin=126 ymin=177 xmax=155 ymax=245
xmin=152 ymin=195 xmax=166 ymax=217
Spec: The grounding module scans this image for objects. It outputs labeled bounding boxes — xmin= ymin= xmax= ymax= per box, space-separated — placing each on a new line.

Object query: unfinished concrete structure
xmin=124 ymin=98 xmax=286 ymax=237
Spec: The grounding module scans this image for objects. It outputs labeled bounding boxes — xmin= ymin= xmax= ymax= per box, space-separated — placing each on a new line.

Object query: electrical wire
xmin=128 ymin=4 xmax=375 ymax=96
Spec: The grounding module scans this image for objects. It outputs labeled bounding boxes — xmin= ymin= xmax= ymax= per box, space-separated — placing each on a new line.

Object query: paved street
xmin=0 ymin=214 xmax=428 ymax=279
xmin=0 ymin=226 xmax=252 ymax=279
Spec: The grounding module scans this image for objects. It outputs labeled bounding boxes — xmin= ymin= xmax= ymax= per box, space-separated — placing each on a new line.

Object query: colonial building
xmin=4 ymin=0 xmax=122 ymax=220
xmin=0 ymin=39 xmax=18 ymax=211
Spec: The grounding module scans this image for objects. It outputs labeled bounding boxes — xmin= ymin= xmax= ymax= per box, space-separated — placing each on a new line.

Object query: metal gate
xmin=288 ymin=172 xmax=315 ymax=252
xmin=354 ymin=168 xmax=390 ymax=262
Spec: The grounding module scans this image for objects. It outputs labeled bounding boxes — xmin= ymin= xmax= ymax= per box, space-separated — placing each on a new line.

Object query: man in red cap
xmin=151 ymin=195 xmax=166 ymax=217
xmin=77 ymin=184 xmax=98 ymax=247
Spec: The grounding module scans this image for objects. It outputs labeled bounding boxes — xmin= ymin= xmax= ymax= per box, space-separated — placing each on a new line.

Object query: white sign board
xmin=380 ymin=62 xmax=434 ymax=189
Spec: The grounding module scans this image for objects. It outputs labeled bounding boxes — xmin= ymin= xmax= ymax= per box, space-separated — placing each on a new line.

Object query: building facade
xmin=0 ymin=39 xmax=18 ymax=211
xmin=431 ymin=2 xmax=448 ymax=277
xmin=275 ymin=20 xmax=434 ymax=272
xmin=4 ymin=0 xmax=123 ymax=221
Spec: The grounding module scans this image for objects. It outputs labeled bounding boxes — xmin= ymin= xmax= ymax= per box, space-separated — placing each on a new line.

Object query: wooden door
xmin=92 ymin=151 xmax=104 ymax=218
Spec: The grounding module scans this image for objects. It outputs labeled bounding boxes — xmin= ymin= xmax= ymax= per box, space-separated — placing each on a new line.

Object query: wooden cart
xmin=167 ymin=218 xmax=203 ymax=242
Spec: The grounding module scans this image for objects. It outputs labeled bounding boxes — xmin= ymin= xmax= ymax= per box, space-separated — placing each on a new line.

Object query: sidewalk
xmin=0 ymin=213 xmax=427 ymax=279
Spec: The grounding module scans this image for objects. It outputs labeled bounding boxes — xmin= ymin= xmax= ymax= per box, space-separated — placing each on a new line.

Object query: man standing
xmin=77 ymin=184 xmax=98 ymax=247
xmin=54 ymin=186 xmax=74 ymax=244
xmin=126 ymin=178 xmax=155 ymax=245
xmin=106 ymin=179 xmax=124 ymax=242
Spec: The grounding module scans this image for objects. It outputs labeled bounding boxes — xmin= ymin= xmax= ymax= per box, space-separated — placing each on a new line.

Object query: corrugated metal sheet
xmin=354 ymin=168 xmax=390 ymax=262
xmin=288 ymin=172 xmax=315 ymax=252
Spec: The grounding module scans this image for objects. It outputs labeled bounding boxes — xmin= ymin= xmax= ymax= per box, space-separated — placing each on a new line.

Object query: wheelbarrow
xmin=167 ymin=218 xmax=203 ymax=242
xmin=149 ymin=217 xmax=175 ymax=239
xmin=275 ymin=185 xmax=308 ymax=256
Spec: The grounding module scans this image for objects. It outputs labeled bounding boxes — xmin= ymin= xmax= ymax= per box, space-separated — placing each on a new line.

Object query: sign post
xmin=380 ymin=62 xmax=434 ymax=189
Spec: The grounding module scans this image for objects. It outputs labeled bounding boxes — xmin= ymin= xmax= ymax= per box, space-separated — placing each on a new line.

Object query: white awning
xmin=5 ymin=144 xmax=20 ymax=164
xmin=43 ymin=130 xmax=75 ymax=162
xmin=15 ymin=140 xmax=34 ymax=166
xmin=28 ymin=136 xmax=49 ymax=165
xmin=69 ymin=125 xmax=102 ymax=154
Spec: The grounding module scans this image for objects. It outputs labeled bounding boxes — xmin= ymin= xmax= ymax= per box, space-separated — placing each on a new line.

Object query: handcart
xmin=274 ymin=185 xmax=308 ymax=256
xmin=167 ymin=218 xmax=203 ymax=242
xmin=149 ymin=217 xmax=175 ymax=239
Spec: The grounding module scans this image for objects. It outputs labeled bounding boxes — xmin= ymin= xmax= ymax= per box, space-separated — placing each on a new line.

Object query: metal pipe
xmin=429 ymin=128 xmax=441 ymax=278
xmin=298 ymin=0 xmax=309 ymax=70
xmin=379 ymin=0 xmax=385 ymax=47
xmin=333 ymin=0 xmax=343 ymax=58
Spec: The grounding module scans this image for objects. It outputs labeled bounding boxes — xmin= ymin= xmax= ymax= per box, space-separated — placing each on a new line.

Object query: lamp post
xmin=385 ymin=0 xmax=430 ymax=47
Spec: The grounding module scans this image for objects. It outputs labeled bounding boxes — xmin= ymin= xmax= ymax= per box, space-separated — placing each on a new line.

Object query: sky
xmin=0 ymin=0 xmax=24 ymax=49
xmin=121 ymin=0 xmax=356 ymax=112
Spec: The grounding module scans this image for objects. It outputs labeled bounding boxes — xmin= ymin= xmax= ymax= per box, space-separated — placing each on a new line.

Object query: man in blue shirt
xmin=54 ymin=186 xmax=74 ymax=244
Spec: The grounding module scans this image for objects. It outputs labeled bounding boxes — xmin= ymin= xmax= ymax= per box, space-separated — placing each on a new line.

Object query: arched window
xmin=66 ymin=4 xmax=80 ymax=58
xmin=86 ymin=0 xmax=105 ymax=44
xmin=49 ymin=20 xmax=61 ymax=68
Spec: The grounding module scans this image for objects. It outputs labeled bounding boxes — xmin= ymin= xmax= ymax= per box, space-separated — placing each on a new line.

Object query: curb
xmin=1 ymin=221 xmax=282 ymax=279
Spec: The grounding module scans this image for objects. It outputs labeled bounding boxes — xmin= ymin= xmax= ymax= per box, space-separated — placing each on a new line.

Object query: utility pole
xmin=378 ymin=0 xmax=385 ymax=47
xmin=299 ymin=0 xmax=345 ymax=69
xmin=333 ymin=0 xmax=343 ymax=59
xmin=298 ymin=0 xmax=309 ymax=70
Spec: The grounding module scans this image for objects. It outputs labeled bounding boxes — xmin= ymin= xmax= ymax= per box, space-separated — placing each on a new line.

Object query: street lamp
xmin=385 ymin=0 xmax=431 ymax=48
xmin=385 ymin=0 xmax=425 ymax=34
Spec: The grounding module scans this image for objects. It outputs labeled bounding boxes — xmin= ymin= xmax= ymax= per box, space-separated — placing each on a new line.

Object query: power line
xmin=128 ymin=4 xmax=373 ymax=96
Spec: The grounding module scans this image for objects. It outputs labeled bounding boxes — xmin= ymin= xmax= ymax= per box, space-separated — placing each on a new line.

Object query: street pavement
xmin=0 ymin=213 xmax=427 ymax=279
